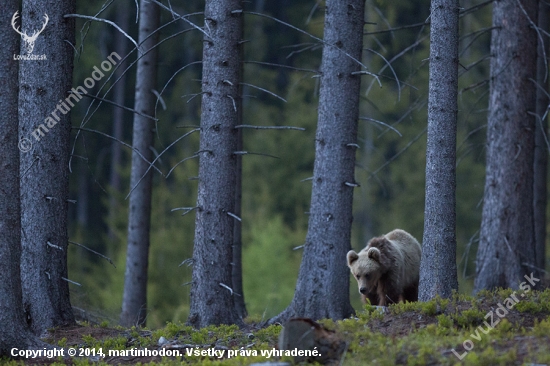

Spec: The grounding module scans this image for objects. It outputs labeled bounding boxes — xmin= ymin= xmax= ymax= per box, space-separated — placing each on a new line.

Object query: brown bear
xmin=347 ymin=229 xmax=421 ymax=306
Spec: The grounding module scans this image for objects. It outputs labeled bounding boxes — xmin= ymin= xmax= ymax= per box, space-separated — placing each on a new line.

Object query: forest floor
xmin=3 ymin=284 xmax=550 ymax=366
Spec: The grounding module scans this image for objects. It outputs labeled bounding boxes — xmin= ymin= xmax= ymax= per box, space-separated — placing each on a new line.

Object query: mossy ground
xmin=2 ymin=288 xmax=550 ymax=365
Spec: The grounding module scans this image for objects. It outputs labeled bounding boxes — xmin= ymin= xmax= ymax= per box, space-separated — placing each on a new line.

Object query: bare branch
xmin=152 ymin=89 xmax=166 ymax=111
xmin=148 ymin=0 xmax=209 ymax=38
xmin=235 ymin=124 xmax=305 ymax=131
xmin=171 ymin=206 xmax=198 ymax=217
xmin=47 ymin=241 xmax=63 ymax=251
xmin=227 ymin=94 xmax=237 ymax=112
xmin=232 ymin=151 xmax=279 ymax=159
xmin=364 ymin=48 xmax=401 ymax=100
xmin=64 ymin=14 xmax=139 ymax=50
xmin=126 ymin=129 xmax=200 ymax=199
xmin=359 ymin=117 xmax=402 ymax=137
xmin=368 ymin=127 xmax=427 ymax=179
xmin=166 ymin=153 xmax=201 ymax=178
xmin=227 ymin=211 xmax=242 ymax=222
xmin=179 ymin=258 xmax=194 ymax=267
xmin=219 ymin=283 xmax=234 ymax=295
xmin=74 ymin=127 xmax=163 ymax=176
xmin=62 ymin=277 xmax=82 ymax=286
xmin=70 ymin=21 xmax=195 ymax=171
xmin=459 ymin=27 xmax=496 ymax=57
xmin=244 ymin=60 xmax=318 ymax=74
xmin=82 ymin=93 xmax=158 ymax=121
xmin=69 ymin=240 xmax=116 ymax=268
xmin=460 ymin=0 xmax=493 ymax=16
xmin=247 ymin=11 xmax=378 ymax=84
xmin=240 ymin=82 xmax=287 ymax=102
xmin=156 ymin=61 xmax=202 ymax=114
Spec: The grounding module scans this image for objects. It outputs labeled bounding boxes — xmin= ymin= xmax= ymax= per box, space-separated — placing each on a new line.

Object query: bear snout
xmin=360 ymin=287 xmax=369 ymax=294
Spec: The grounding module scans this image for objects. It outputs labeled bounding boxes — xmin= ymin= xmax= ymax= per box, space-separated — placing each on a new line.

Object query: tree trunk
xmin=232 ymin=19 xmax=247 ymax=319
xmin=474 ymin=0 xmax=538 ymax=291
xmin=270 ymin=0 xmax=364 ymax=323
xmin=108 ymin=0 xmax=130 ymax=239
xmin=187 ymin=0 xmax=244 ymax=328
xmin=19 ymin=0 xmax=76 ymax=334
xmin=418 ymin=0 xmax=459 ymax=301
xmin=534 ymin=0 xmax=549 ymax=277
xmin=120 ymin=0 xmax=159 ymax=328
xmin=0 ymin=0 xmax=45 ymax=354
xmin=232 ymin=108 xmax=247 ymax=319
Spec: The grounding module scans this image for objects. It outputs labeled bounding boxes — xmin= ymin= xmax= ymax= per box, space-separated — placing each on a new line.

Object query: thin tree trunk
xmin=187 ymin=0 xmax=244 ymax=328
xmin=0 ymin=0 xmax=45 ymax=354
xmin=120 ymin=0 xmax=160 ymax=327
xmin=19 ymin=0 xmax=76 ymax=334
xmin=232 ymin=17 xmax=247 ymax=319
xmin=474 ymin=0 xmax=538 ymax=291
xmin=418 ymin=0 xmax=459 ymax=301
xmin=271 ymin=0 xmax=364 ymax=323
xmin=108 ymin=0 xmax=130 ymax=239
xmin=534 ymin=0 xmax=549 ymax=277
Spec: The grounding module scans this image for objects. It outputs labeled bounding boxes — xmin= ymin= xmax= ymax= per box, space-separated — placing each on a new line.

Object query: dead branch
xmin=166 ymin=153 xmax=200 ymax=178
xmin=368 ymin=127 xmax=427 ymax=179
xmin=227 ymin=212 xmax=242 ymax=222
xmin=171 ymin=206 xmax=198 ymax=217
xmin=126 ymin=128 xmax=200 ymax=199
xmin=244 ymin=60 xmax=318 ymax=74
xmin=64 ymin=14 xmax=139 ymax=50
xmin=233 ymin=151 xmax=279 ymax=159
xmin=235 ymin=124 xmax=305 ymax=131
xmin=74 ymin=127 xmax=163 ymax=176
xmin=148 ymin=0 xmax=208 ymax=38
xmin=69 ymin=240 xmax=116 ymax=268
xmin=82 ymin=93 xmax=158 ymax=121
xmin=240 ymin=82 xmax=287 ymax=102
xmin=359 ymin=117 xmax=402 ymax=137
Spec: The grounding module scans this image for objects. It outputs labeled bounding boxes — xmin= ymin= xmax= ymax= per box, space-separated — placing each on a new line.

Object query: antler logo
xmin=11 ymin=11 xmax=49 ymax=55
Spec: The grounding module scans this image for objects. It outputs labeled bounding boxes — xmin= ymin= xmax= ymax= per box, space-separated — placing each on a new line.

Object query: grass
xmin=2 ymin=288 xmax=550 ymax=365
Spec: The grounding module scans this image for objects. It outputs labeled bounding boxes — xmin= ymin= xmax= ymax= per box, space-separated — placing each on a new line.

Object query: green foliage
xmin=57 ymin=338 xmax=67 ymax=348
xmin=452 ymin=308 xmax=486 ymax=328
xmin=242 ymin=215 xmax=304 ymax=319
xmin=389 ymin=296 xmax=449 ymax=316
xmin=533 ymin=316 xmax=550 ymax=337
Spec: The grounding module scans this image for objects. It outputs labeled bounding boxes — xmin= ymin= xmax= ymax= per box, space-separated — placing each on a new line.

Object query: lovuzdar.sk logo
xmin=12 ymin=11 xmax=48 ymax=61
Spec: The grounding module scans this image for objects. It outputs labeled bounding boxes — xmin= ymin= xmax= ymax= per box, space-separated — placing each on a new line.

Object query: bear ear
xmin=367 ymin=247 xmax=380 ymax=262
xmin=347 ymin=250 xmax=359 ymax=267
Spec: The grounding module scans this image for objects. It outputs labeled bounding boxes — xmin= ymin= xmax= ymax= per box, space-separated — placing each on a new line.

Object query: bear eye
xmin=355 ymin=274 xmax=360 ymax=280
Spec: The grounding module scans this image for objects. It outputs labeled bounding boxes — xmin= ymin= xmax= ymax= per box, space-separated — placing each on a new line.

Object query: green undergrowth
xmin=2 ymin=289 xmax=550 ymax=365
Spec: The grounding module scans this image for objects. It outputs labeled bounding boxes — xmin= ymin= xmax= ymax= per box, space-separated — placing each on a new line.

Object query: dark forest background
xmin=63 ymin=0 xmax=536 ymax=328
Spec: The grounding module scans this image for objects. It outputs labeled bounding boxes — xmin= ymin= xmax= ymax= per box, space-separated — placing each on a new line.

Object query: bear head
xmin=347 ymin=247 xmax=383 ymax=298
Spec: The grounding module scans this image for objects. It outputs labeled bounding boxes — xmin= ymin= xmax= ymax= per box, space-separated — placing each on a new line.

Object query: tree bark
xmin=534 ymin=0 xmax=549 ymax=277
xmin=270 ymin=0 xmax=364 ymax=323
xmin=418 ymin=0 xmax=459 ymax=301
xmin=187 ymin=0 xmax=244 ymax=328
xmin=19 ymin=0 xmax=76 ymax=334
xmin=0 ymin=0 xmax=45 ymax=354
xmin=232 ymin=99 xmax=247 ymax=319
xmin=474 ymin=0 xmax=538 ymax=291
xmin=120 ymin=0 xmax=160 ymax=327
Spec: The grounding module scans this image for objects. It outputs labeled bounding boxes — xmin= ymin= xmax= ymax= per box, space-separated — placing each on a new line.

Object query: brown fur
xmin=347 ymin=229 xmax=421 ymax=306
